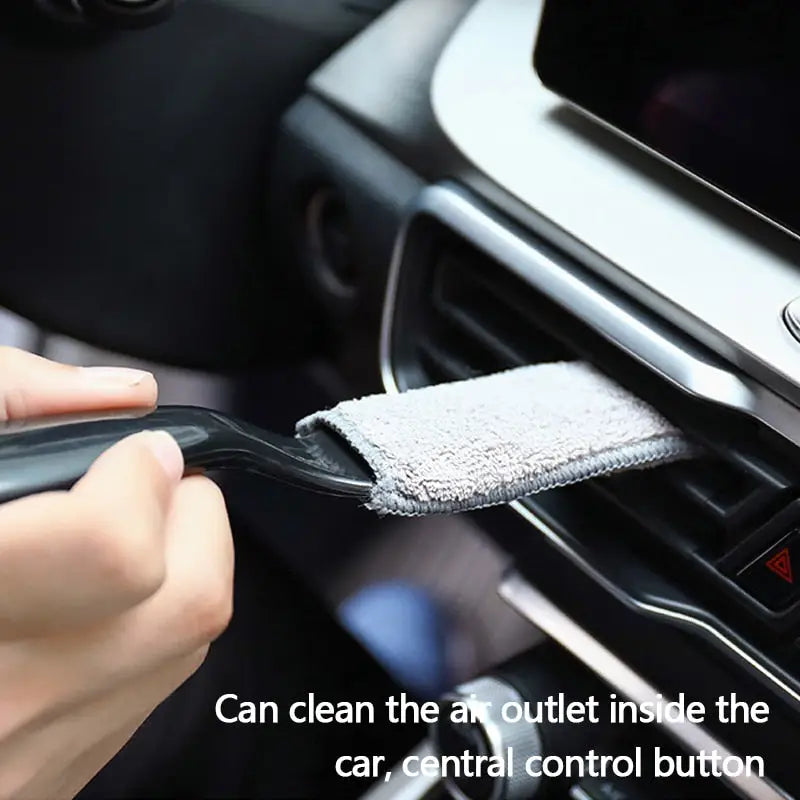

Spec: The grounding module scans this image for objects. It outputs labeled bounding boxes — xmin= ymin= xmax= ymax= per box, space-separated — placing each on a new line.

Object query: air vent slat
xmin=415 ymin=237 xmax=797 ymax=562
xmin=418 ymin=341 xmax=481 ymax=383
xmin=432 ymin=302 xmax=527 ymax=369
xmin=432 ymin=253 xmax=573 ymax=366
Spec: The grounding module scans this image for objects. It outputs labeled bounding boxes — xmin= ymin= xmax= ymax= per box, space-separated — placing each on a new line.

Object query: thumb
xmin=0 ymin=347 xmax=157 ymax=421
xmin=0 ymin=429 xmax=182 ymax=636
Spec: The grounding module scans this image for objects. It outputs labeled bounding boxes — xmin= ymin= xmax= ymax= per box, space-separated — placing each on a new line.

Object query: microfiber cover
xmin=297 ymin=362 xmax=695 ymax=516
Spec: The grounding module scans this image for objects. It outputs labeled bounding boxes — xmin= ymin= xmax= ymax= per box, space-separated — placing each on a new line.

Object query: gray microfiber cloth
xmin=297 ymin=361 xmax=695 ymax=516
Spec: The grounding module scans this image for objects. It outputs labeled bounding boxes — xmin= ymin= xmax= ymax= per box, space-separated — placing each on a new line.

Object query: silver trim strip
xmin=380 ymin=205 xmax=412 ymax=394
xmin=381 ymin=184 xmax=800 ymax=450
xmin=378 ymin=183 xmax=800 ymax=761
xmin=509 ymin=501 xmax=800 ymax=709
xmin=558 ymin=96 xmax=800 ymax=245
xmin=498 ymin=571 xmax=790 ymax=800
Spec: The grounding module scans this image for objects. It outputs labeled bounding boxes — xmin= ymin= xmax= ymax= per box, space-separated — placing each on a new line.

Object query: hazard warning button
xmin=737 ymin=531 xmax=800 ymax=610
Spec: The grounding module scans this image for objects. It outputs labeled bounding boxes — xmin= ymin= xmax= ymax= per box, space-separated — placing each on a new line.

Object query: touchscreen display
xmin=534 ymin=1 xmax=800 ymax=237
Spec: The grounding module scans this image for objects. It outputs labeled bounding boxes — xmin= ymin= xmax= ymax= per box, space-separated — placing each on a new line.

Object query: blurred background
xmin=0 ymin=0 xmax=534 ymax=705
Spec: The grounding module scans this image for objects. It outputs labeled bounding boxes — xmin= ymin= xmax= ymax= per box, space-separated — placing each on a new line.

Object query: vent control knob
xmin=433 ymin=675 xmax=543 ymax=800
xmin=784 ymin=297 xmax=800 ymax=343
xmin=431 ymin=645 xmax=611 ymax=800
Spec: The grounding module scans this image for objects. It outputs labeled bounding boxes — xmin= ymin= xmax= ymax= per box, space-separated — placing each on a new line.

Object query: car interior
xmin=3 ymin=1 xmax=800 ymax=799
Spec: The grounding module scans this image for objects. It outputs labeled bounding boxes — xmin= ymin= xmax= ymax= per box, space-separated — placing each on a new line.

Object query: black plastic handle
xmin=0 ymin=406 xmax=373 ymax=504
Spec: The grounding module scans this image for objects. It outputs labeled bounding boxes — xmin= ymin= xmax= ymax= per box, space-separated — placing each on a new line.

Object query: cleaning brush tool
xmin=0 ymin=362 xmax=694 ymax=516
xmin=297 ymin=362 xmax=695 ymax=515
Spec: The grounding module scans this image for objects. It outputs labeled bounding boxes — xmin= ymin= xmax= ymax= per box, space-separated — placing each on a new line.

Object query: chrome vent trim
xmin=381 ymin=184 xmax=800 ymax=451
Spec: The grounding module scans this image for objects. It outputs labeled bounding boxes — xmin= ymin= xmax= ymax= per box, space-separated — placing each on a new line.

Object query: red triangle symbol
xmin=766 ymin=548 xmax=794 ymax=584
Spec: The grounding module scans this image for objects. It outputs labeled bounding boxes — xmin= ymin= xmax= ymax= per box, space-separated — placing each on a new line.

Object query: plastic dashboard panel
xmin=309 ymin=0 xmax=477 ymax=177
xmin=304 ymin=1 xmax=800 ymax=797
xmin=380 ymin=183 xmax=800 ymax=799
xmin=310 ymin=0 xmax=800 ymax=405
xmin=431 ymin=0 xmax=800 ymax=408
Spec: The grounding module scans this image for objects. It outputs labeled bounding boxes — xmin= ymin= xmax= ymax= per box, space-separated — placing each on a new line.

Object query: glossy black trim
xmin=0 ymin=406 xmax=374 ymax=502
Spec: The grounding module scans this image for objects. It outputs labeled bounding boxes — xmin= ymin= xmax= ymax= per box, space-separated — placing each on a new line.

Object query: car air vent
xmin=400 ymin=228 xmax=800 ymax=628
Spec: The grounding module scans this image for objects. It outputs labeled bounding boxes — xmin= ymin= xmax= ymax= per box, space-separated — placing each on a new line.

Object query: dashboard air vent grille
xmin=411 ymin=235 xmax=795 ymax=566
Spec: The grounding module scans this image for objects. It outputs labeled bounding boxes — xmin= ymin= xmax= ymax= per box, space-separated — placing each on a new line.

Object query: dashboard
xmin=533 ymin=0 xmax=800 ymax=243
xmin=270 ymin=0 xmax=800 ymax=798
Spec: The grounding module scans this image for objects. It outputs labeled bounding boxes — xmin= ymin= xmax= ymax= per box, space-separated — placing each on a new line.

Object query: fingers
xmin=154 ymin=476 xmax=235 ymax=652
xmin=0 ymin=647 xmax=208 ymax=800
xmin=0 ymin=431 xmax=183 ymax=636
xmin=91 ymin=476 xmax=234 ymax=680
xmin=0 ymin=348 xmax=235 ymax=800
xmin=0 ymin=470 xmax=231 ymax=796
xmin=0 ymin=347 xmax=157 ymax=421
xmin=16 ymin=476 xmax=233 ymax=706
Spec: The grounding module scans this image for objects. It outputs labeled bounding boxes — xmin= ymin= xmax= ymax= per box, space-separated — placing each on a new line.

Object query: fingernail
xmin=80 ymin=366 xmax=153 ymax=387
xmin=145 ymin=431 xmax=184 ymax=483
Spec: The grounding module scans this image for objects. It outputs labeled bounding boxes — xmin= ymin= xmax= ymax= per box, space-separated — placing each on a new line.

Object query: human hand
xmin=0 ymin=348 xmax=234 ymax=799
